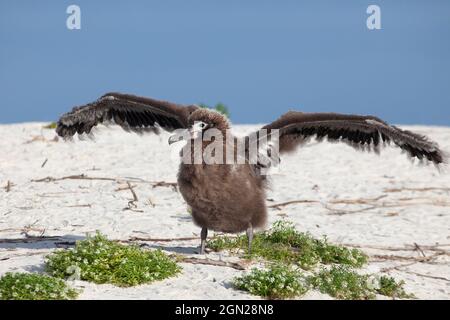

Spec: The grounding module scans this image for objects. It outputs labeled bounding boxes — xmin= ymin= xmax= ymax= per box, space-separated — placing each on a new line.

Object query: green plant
xmin=307 ymin=266 xmax=416 ymax=300
xmin=213 ymin=103 xmax=230 ymax=118
xmin=0 ymin=273 xmax=78 ymax=300
xmin=307 ymin=266 xmax=375 ymax=300
xmin=46 ymin=232 xmax=181 ymax=287
xmin=199 ymin=102 xmax=230 ymax=118
xmin=233 ymin=264 xmax=308 ymax=299
xmin=376 ymin=276 xmax=415 ymax=299
xmin=42 ymin=122 xmax=57 ymax=129
xmin=208 ymin=221 xmax=367 ymax=269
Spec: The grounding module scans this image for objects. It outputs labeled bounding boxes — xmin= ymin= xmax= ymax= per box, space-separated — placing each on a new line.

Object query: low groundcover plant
xmin=233 ymin=264 xmax=308 ymax=299
xmin=225 ymin=221 xmax=414 ymax=300
xmin=0 ymin=272 xmax=79 ymax=300
xmin=46 ymin=232 xmax=181 ymax=287
xmin=208 ymin=220 xmax=367 ymax=269
xmin=307 ymin=266 xmax=415 ymax=300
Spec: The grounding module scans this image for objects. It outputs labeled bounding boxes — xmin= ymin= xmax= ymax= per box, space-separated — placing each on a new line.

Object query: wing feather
xmin=260 ymin=111 xmax=446 ymax=165
xmin=56 ymin=92 xmax=197 ymax=138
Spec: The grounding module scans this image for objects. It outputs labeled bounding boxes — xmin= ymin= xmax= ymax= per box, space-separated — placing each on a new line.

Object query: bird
xmin=56 ymin=92 xmax=447 ymax=254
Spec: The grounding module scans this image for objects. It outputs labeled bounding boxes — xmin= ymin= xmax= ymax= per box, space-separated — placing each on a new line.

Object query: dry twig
xmin=66 ymin=204 xmax=92 ymax=208
xmin=400 ymin=271 xmax=450 ymax=282
xmin=178 ymin=256 xmax=246 ymax=270
xmin=125 ymin=236 xmax=200 ymax=242
xmin=384 ymin=187 xmax=450 ymax=193
xmin=4 ymin=180 xmax=13 ymax=192
xmin=414 ymin=242 xmax=426 ymax=257
xmin=151 ymin=181 xmax=178 ymax=191
xmin=370 ymin=252 xmax=445 ymax=264
xmin=268 ymin=199 xmax=319 ymax=210
xmin=126 ymin=181 xmax=138 ymax=208
xmin=41 ymin=158 xmax=48 ymax=168
xmin=31 ymin=174 xmax=177 ymax=190
xmin=343 ymin=243 xmax=450 ymax=253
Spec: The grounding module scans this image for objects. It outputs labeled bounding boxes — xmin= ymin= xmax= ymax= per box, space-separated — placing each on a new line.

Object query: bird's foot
xmin=195 ymin=246 xmax=210 ymax=255
xmin=198 ymin=227 xmax=208 ymax=254
xmin=246 ymin=224 xmax=253 ymax=254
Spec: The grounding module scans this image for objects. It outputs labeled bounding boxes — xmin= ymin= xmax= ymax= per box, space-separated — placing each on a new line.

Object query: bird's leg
xmin=246 ymin=224 xmax=253 ymax=254
xmin=199 ymin=227 xmax=208 ymax=254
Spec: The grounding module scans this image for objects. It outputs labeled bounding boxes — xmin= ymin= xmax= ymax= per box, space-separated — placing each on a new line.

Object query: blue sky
xmin=1 ymin=1 xmax=449 ymax=125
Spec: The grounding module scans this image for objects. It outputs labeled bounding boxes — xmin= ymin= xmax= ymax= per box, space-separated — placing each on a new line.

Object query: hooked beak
xmin=168 ymin=122 xmax=206 ymax=145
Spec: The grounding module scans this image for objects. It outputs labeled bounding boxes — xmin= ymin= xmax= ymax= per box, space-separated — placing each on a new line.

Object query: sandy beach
xmin=0 ymin=123 xmax=449 ymax=299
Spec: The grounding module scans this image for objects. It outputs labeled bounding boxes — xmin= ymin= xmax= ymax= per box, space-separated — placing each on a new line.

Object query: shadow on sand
xmin=0 ymin=235 xmax=85 ymax=251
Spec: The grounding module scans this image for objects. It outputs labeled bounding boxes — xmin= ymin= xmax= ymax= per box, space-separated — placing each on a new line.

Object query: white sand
xmin=0 ymin=123 xmax=449 ymax=300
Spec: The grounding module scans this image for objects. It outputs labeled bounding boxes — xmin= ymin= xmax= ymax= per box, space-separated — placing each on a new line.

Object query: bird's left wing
xmin=56 ymin=92 xmax=198 ymax=138
xmin=255 ymin=111 xmax=446 ymax=166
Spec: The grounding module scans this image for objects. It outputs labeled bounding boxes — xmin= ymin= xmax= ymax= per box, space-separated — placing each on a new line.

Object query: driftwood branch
xmin=370 ymin=252 xmax=445 ymax=264
xmin=31 ymin=174 xmax=177 ymax=190
xmin=125 ymin=236 xmax=199 ymax=242
xmin=126 ymin=181 xmax=138 ymax=208
xmin=268 ymin=195 xmax=390 ymax=210
xmin=5 ymin=234 xmax=218 ymax=247
xmin=343 ymin=243 xmax=450 ymax=253
xmin=177 ymin=256 xmax=246 ymax=270
xmin=66 ymin=204 xmax=92 ymax=208
xmin=268 ymin=192 xmax=450 ymax=215
xmin=379 ymin=251 xmax=450 ymax=283
xmin=330 ymin=195 xmax=389 ymax=204
xmin=414 ymin=242 xmax=426 ymax=258
xmin=400 ymin=271 xmax=450 ymax=282
xmin=268 ymin=200 xmax=319 ymax=210
xmin=31 ymin=174 xmax=116 ymax=183
xmin=324 ymin=204 xmax=378 ymax=215
xmin=384 ymin=187 xmax=450 ymax=193
xmin=54 ymin=236 xmax=203 ymax=247
xmin=327 ymin=199 xmax=450 ymax=215
xmin=151 ymin=181 xmax=178 ymax=191
xmin=115 ymin=184 xmax=137 ymax=192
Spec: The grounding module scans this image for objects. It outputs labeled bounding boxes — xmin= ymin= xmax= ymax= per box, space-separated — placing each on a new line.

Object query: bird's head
xmin=187 ymin=108 xmax=230 ymax=132
xmin=168 ymin=107 xmax=229 ymax=145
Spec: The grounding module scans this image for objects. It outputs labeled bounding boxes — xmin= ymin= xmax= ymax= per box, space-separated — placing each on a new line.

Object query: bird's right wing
xmin=56 ymin=92 xmax=198 ymax=138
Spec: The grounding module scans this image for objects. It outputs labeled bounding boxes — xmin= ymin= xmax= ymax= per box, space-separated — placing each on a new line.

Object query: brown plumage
xmin=56 ymin=93 xmax=447 ymax=253
xmin=56 ymin=92 xmax=197 ymax=137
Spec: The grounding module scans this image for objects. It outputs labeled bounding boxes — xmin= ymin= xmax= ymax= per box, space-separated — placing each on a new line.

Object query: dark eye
xmin=200 ymin=123 xmax=206 ymax=128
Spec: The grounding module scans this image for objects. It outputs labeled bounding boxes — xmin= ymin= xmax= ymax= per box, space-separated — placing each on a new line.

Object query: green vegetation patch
xmin=46 ymin=232 xmax=181 ymax=287
xmin=0 ymin=272 xmax=78 ymax=300
xmin=233 ymin=264 xmax=308 ymax=299
xmin=208 ymin=221 xmax=367 ymax=269
xmin=307 ymin=266 xmax=375 ymax=300
xmin=376 ymin=276 xmax=416 ymax=299
xmin=42 ymin=122 xmax=57 ymax=129
xmin=307 ymin=266 xmax=415 ymax=300
xmin=199 ymin=102 xmax=230 ymax=118
xmin=234 ymin=264 xmax=416 ymax=300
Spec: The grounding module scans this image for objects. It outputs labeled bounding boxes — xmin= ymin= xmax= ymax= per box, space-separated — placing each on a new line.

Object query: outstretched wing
xmin=259 ymin=111 xmax=446 ymax=165
xmin=56 ymin=92 xmax=198 ymax=138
